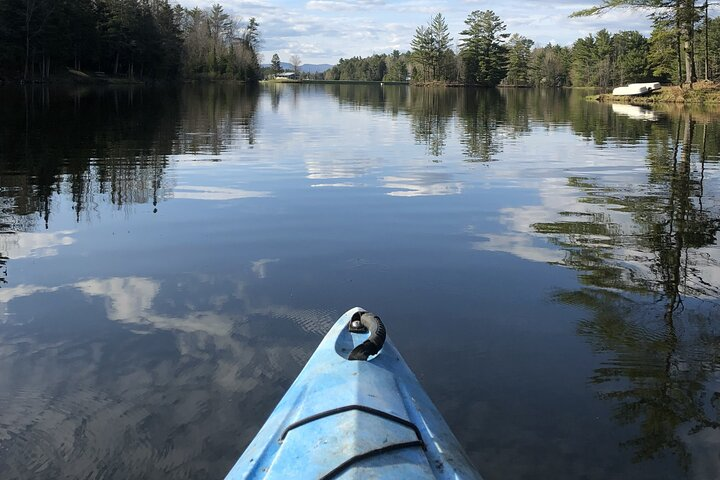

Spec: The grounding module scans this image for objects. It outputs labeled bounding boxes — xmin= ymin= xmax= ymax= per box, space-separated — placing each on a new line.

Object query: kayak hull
xmin=225 ymin=307 xmax=482 ymax=479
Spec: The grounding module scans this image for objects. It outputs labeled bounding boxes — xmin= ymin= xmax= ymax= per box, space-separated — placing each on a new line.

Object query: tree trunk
xmin=675 ymin=0 xmax=682 ymax=84
xmin=684 ymin=36 xmax=696 ymax=85
xmin=681 ymin=0 xmax=696 ymax=86
xmin=704 ymin=2 xmax=709 ymax=80
xmin=24 ymin=1 xmax=32 ymax=82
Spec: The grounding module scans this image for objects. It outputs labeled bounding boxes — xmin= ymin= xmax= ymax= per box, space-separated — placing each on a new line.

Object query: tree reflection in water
xmin=327 ymin=85 xmax=536 ymax=162
xmin=2 ymin=84 xmax=720 ymax=477
xmin=534 ymin=111 xmax=720 ymax=473
xmin=0 ymin=85 xmax=259 ymax=285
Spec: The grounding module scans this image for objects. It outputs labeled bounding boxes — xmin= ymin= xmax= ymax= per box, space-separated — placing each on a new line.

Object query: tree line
xmin=329 ymin=6 xmax=720 ymax=88
xmin=323 ymin=50 xmax=410 ymax=82
xmin=0 ymin=1 xmax=261 ymax=82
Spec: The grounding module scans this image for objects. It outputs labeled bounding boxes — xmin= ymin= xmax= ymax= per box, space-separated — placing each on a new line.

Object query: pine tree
xmin=613 ymin=30 xmax=649 ymax=85
xmin=270 ymin=53 xmax=281 ymax=75
xmin=459 ymin=10 xmax=509 ymax=86
xmin=505 ymin=34 xmax=533 ymax=86
xmin=649 ymin=19 xmax=680 ymax=83
xmin=411 ymin=13 xmax=453 ymax=82
xmin=410 ymin=24 xmax=433 ymax=81
xmin=571 ymin=35 xmax=596 ymax=86
xmin=571 ymin=0 xmax=700 ymax=85
xmin=429 ymin=13 xmax=452 ymax=81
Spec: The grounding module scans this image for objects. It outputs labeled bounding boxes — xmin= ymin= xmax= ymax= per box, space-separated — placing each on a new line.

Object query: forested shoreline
xmin=0 ymin=0 xmax=261 ymax=83
xmin=2 ymin=1 xmax=720 ymax=88
xmin=324 ymin=4 xmax=720 ymax=89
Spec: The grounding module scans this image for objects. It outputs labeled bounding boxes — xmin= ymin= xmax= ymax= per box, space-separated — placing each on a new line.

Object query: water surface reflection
xmin=0 ymin=84 xmax=719 ymax=479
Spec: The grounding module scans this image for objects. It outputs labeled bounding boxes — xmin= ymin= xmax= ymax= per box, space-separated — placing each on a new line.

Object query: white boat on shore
xmin=612 ymin=82 xmax=661 ymax=96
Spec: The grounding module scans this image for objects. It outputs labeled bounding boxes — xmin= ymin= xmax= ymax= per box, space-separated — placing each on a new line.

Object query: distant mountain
xmin=262 ymin=62 xmax=333 ymax=74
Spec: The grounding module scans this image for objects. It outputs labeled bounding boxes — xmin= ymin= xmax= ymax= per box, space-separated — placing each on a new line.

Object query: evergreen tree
xmin=695 ymin=14 xmax=720 ymax=81
xmin=571 ymin=0 xmax=701 ymax=85
xmin=504 ymin=34 xmax=534 ymax=86
xmin=648 ymin=18 xmax=680 ymax=83
xmin=206 ymin=4 xmax=232 ymax=74
xmin=594 ymin=29 xmax=614 ymax=88
xmin=0 ymin=0 xmax=260 ymax=82
xmin=571 ymin=34 xmax=596 ymax=86
xmin=429 ymin=13 xmax=453 ymax=80
xmin=410 ymin=13 xmax=453 ymax=82
xmin=459 ymin=10 xmax=509 ymax=86
xmin=529 ymin=44 xmax=571 ymax=87
xmin=613 ymin=30 xmax=649 ymax=85
xmin=270 ymin=53 xmax=282 ymax=75
xmin=384 ymin=50 xmax=409 ymax=81
xmin=411 ymin=25 xmax=433 ymax=81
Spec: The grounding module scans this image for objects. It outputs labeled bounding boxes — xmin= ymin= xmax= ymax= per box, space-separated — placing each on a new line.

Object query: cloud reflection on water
xmin=171 ymin=185 xmax=271 ymax=200
xmin=383 ymin=174 xmax=463 ymax=197
xmin=0 ymin=272 xmax=337 ymax=479
xmin=0 ymin=230 xmax=75 ymax=259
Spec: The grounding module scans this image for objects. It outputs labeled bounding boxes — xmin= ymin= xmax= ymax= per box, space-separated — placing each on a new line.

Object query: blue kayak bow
xmin=225 ymin=307 xmax=482 ymax=479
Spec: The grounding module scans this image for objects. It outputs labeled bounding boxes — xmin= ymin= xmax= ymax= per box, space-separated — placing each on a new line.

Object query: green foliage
xmin=324 ymin=52 xmax=411 ymax=82
xmin=614 ymin=30 xmax=650 ymax=84
xmin=570 ymin=29 xmax=650 ymax=87
xmin=571 ymin=35 xmax=597 ymax=86
xmin=0 ymin=0 xmax=261 ymax=82
xmin=410 ymin=13 xmax=454 ymax=82
xmin=384 ymin=50 xmax=409 ymax=82
xmin=459 ymin=10 xmax=509 ymax=86
xmin=696 ymin=15 xmax=720 ymax=81
xmin=528 ymin=44 xmax=571 ymax=87
xmin=270 ymin=53 xmax=282 ymax=75
xmin=570 ymin=0 xmax=705 ymax=85
xmin=504 ymin=34 xmax=534 ymax=86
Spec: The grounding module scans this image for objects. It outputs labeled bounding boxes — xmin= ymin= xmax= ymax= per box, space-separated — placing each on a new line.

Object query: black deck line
xmin=318 ymin=440 xmax=424 ymax=480
xmin=279 ymin=404 xmax=425 ymax=447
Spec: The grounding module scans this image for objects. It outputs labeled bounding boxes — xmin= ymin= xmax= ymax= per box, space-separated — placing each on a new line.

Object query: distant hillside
xmin=262 ymin=62 xmax=333 ymax=74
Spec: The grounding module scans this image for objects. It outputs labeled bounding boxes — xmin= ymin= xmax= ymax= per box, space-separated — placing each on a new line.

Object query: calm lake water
xmin=1 ymin=84 xmax=719 ymax=480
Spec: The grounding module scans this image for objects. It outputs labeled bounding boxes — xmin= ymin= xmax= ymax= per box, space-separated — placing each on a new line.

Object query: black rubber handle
xmin=348 ymin=312 xmax=386 ymax=361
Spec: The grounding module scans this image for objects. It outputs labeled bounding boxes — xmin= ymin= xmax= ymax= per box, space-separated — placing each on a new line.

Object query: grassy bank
xmin=589 ymin=81 xmax=720 ymax=105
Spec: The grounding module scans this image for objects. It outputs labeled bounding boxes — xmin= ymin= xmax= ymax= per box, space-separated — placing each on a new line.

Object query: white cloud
xmin=382 ymin=174 xmax=463 ymax=197
xmin=306 ymin=0 xmax=385 ymax=12
xmin=0 ymin=230 xmax=75 ymax=260
xmin=0 ymin=284 xmax=60 ymax=304
xmin=173 ymin=0 xmax=658 ymax=63
xmin=304 ymin=158 xmax=372 ymax=180
xmin=172 ymin=185 xmax=271 ymax=200
xmin=75 ymin=277 xmax=160 ymax=323
xmin=0 ymin=275 xmax=340 ymax=336
xmin=251 ymin=258 xmax=280 ymax=279
xmin=310 ymin=182 xmax=357 ymax=188
xmin=472 ymin=233 xmax=565 ymax=264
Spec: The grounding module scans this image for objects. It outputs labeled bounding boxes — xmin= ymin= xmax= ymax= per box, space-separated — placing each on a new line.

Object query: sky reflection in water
xmin=0 ymin=84 xmax=719 ymax=480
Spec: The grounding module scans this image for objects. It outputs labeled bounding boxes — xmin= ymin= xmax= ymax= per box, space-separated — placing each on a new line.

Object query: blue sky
xmin=174 ymin=1 xmax=659 ymax=64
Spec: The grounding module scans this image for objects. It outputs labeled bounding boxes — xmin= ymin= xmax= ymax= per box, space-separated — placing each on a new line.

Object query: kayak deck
xmin=225 ymin=307 xmax=482 ymax=479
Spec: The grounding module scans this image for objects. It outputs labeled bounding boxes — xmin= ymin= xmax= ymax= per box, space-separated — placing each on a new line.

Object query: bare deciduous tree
xmin=289 ymin=54 xmax=302 ymax=75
